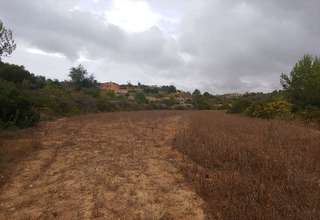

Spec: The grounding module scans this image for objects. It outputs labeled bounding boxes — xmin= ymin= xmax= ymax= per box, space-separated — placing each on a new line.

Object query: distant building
xmin=223 ymin=93 xmax=242 ymax=98
xmin=118 ymin=85 xmax=129 ymax=95
xmin=99 ymin=82 xmax=120 ymax=92
xmin=100 ymin=82 xmax=128 ymax=94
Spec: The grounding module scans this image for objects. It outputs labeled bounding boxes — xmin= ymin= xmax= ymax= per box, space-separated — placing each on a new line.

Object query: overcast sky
xmin=1 ymin=0 xmax=320 ymax=94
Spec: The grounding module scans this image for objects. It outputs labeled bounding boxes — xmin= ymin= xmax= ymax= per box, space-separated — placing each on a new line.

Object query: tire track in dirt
xmin=0 ymin=112 xmax=206 ymax=220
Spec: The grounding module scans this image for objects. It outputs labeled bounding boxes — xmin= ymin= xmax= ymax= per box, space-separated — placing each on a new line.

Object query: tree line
xmin=228 ymin=55 xmax=320 ymax=123
xmin=1 ymin=20 xmax=320 ymax=129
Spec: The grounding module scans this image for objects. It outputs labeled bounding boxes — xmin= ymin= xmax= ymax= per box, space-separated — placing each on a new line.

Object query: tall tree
xmin=192 ymin=89 xmax=201 ymax=96
xmin=281 ymin=55 xmax=320 ymax=109
xmin=69 ymin=65 xmax=97 ymax=90
xmin=0 ymin=20 xmax=16 ymax=61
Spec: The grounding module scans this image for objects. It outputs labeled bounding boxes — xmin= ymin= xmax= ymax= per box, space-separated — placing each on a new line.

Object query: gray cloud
xmin=0 ymin=0 xmax=125 ymax=59
xmin=0 ymin=0 xmax=182 ymax=66
xmin=178 ymin=0 xmax=320 ymax=92
xmin=1 ymin=0 xmax=320 ymax=93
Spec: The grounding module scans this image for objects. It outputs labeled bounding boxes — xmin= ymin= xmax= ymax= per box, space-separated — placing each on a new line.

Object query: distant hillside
xmin=2 ymin=54 xmax=320 ymax=129
xmin=0 ymin=62 xmax=230 ymax=129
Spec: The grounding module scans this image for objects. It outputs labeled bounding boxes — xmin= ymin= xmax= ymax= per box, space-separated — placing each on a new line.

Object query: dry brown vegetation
xmin=173 ymin=111 xmax=320 ymax=220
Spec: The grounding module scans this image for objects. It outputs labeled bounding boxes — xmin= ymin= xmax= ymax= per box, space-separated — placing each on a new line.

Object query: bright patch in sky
xmin=106 ymin=0 xmax=160 ymax=32
xmin=26 ymin=48 xmax=65 ymax=58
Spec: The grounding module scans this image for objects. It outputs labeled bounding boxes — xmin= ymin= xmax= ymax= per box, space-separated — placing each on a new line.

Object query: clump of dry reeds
xmin=173 ymin=111 xmax=320 ymax=220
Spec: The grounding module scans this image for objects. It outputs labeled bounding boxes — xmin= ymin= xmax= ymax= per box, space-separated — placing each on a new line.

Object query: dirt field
xmin=0 ymin=112 xmax=206 ymax=220
xmin=1 ymin=111 xmax=319 ymax=220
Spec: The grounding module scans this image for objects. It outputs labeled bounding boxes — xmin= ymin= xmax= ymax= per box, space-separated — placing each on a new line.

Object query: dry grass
xmin=173 ymin=111 xmax=320 ymax=220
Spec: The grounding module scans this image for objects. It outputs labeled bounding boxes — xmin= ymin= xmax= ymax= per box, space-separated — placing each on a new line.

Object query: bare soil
xmin=0 ymin=112 xmax=206 ymax=220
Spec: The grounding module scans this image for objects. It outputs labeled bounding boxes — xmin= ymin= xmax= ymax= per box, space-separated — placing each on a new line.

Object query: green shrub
xmin=0 ymin=80 xmax=39 ymax=128
xmin=246 ymin=100 xmax=292 ymax=119
xmin=35 ymin=84 xmax=78 ymax=116
xmin=160 ymin=97 xmax=178 ymax=108
xmin=134 ymin=92 xmax=148 ymax=104
xmin=71 ymin=92 xmax=98 ymax=113
xmin=300 ymin=106 xmax=320 ymax=123
xmin=0 ymin=62 xmax=46 ymax=89
xmin=82 ymin=87 xmax=100 ymax=98
xmin=192 ymin=92 xmax=211 ymax=110
xmin=228 ymin=99 xmax=252 ymax=113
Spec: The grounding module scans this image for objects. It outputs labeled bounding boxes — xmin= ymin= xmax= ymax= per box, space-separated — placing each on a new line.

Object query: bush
xmin=300 ymin=106 xmax=320 ymax=123
xmin=71 ymin=92 xmax=98 ymax=113
xmin=34 ymin=84 xmax=79 ymax=116
xmin=0 ymin=80 xmax=40 ymax=128
xmin=0 ymin=62 xmax=45 ymax=89
xmin=246 ymin=100 xmax=292 ymax=119
xmin=0 ymin=63 xmax=31 ymax=84
xmin=134 ymin=92 xmax=148 ymax=104
xmin=96 ymin=91 xmax=118 ymax=112
xmin=228 ymin=99 xmax=252 ymax=113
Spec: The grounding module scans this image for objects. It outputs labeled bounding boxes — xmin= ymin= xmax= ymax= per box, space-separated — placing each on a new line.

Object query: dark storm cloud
xmin=1 ymin=0 xmax=320 ymax=93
